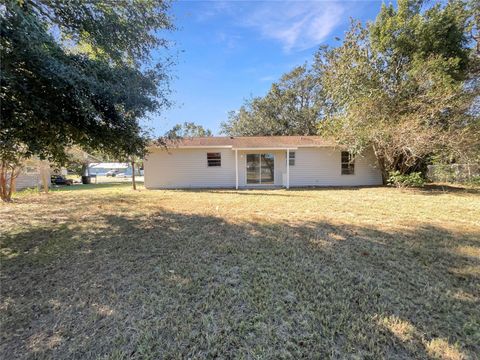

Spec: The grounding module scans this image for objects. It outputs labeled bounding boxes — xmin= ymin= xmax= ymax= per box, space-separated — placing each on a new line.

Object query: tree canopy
xmin=317 ymin=0 xmax=479 ymax=180
xmin=0 ymin=0 xmax=174 ymax=199
xmin=221 ymin=65 xmax=324 ymax=136
xmin=165 ymin=122 xmax=213 ymax=139
xmin=221 ymin=0 xmax=479 ymax=182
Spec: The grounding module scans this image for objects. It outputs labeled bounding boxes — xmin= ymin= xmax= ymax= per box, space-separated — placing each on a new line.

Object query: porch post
xmin=235 ymin=149 xmax=238 ymax=190
xmin=286 ymin=148 xmax=290 ymax=189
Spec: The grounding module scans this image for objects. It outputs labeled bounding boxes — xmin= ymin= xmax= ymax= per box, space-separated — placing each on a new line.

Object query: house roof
xmin=158 ymin=136 xmax=336 ymax=149
xmin=89 ymin=162 xmax=129 ymax=169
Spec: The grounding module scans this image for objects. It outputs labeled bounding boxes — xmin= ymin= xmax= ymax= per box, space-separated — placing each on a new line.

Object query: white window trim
xmin=288 ymin=151 xmax=295 ymax=166
xmin=207 ymin=152 xmax=221 ymax=167
xmin=341 ymin=151 xmax=355 ymax=175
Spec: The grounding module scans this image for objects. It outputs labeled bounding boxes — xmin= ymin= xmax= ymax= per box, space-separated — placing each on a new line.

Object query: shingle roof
xmin=159 ymin=136 xmax=336 ymax=149
xmin=89 ymin=162 xmax=129 ymax=169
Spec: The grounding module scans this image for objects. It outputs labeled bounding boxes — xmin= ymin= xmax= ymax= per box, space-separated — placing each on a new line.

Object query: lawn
xmin=1 ymin=184 xmax=479 ymax=359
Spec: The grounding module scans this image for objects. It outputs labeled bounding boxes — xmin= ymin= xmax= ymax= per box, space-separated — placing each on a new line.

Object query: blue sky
xmin=147 ymin=0 xmax=385 ymax=136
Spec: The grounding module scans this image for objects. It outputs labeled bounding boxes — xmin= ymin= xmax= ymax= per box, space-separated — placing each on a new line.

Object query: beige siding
xmin=144 ymin=146 xmax=383 ymax=189
xmin=144 ymin=148 xmax=236 ymax=188
xmin=15 ymin=171 xmax=51 ymax=190
xmin=289 ymin=147 xmax=382 ymax=186
xmin=15 ymin=173 xmax=41 ymax=190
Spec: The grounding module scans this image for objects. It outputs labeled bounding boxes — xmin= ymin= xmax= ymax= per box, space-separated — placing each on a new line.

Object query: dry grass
xmin=1 ymin=183 xmax=479 ymax=359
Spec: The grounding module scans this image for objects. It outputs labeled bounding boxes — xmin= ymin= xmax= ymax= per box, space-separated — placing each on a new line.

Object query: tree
xmin=316 ymin=0 xmax=479 ymax=183
xmin=165 ymin=122 xmax=213 ymax=139
xmin=61 ymin=148 xmax=103 ymax=177
xmin=0 ymin=0 xmax=174 ymax=200
xmin=0 ymin=143 xmax=25 ymax=202
xmin=220 ymin=65 xmax=325 ymax=136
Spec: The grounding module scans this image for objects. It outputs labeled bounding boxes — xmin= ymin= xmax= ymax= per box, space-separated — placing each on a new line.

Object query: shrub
xmin=388 ymin=171 xmax=425 ymax=188
xmin=466 ymin=175 xmax=480 ymax=187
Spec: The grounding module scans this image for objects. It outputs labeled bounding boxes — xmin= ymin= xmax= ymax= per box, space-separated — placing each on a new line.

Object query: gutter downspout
xmin=286 ymin=149 xmax=290 ymax=189
xmin=235 ymin=149 xmax=238 ymax=190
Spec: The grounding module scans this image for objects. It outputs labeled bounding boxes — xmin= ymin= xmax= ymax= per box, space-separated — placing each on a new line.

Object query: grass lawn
xmin=1 ymin=184 xmax=479 ymax=359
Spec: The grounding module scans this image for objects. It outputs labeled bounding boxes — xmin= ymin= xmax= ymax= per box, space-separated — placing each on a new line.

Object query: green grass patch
xmin=1 ymin=185 xmax=479 ymax=358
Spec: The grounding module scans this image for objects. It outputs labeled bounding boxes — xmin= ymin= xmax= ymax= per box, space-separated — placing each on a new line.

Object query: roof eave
xmin=173 ymin=145 xmax=234 ymax=149
xmin=232 ymin=147 xmax=299 ymax=150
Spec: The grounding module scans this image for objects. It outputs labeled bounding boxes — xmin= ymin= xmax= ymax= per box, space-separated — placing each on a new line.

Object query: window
xmin=288 ymin=151 xmax=295 ymax=166
xmin=207 ymin=152 xmax=221 ymax=167
xmin=341 ymin=151 xmax=355 ymax=175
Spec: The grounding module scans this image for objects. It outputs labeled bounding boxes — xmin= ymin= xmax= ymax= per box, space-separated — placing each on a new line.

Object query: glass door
xmin=246 ymin=154 xmax=260 ymax=184
xmin=260 ymin=154 xmax=274 ymax=184
xmin=246 ymin=154 xmax=274 ymax=185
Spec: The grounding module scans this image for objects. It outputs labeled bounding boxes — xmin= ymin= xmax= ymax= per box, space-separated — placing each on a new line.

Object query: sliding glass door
xmin=246 ymin=154 xmax=274 ymax=184
xmin=260 ymin=154 xmax=274 ymax=183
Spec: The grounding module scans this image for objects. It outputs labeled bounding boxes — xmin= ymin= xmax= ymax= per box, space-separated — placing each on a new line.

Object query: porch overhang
xmin=232 ymin=147 xmax=298 ymax=151
xmin=233 ymin=148 xmax=296 ymax=190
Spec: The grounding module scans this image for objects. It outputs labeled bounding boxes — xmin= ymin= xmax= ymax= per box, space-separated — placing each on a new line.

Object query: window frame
xmin=288 ymin=151 xmax=295 ymax=166
xmin=207 ymin=152 xmax=221 ymax=167
xmin=246 ymin=153 xmax=275 ymax=185
xmin=341 ymin=151 xmax=355 ymax=175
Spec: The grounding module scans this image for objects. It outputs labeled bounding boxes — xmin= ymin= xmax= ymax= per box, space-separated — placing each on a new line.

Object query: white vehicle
xmin=105 ymin=170 xmax=119 ymax=177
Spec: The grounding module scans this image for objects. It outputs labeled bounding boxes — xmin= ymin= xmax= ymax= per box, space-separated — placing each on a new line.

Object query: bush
xmin=388 ymin=171 xmax=425 ymax=188
xmin=466 ymin=175 xmax=480 ymax=187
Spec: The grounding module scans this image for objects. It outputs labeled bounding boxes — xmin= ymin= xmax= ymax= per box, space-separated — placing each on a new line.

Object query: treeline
xmin=221 ymin=0 xmax=480 ymax=182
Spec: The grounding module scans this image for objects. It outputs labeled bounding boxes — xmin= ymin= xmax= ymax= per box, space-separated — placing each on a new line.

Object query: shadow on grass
xmin=1 ymin=208 xmax=479 ymax=359
xmin=416 ymin=183 xmax=480 ymax=196
xmin=49 ymin=181 xmax=143 ymax=192
xmin=148 ymin=186 xmax=375 ymax=198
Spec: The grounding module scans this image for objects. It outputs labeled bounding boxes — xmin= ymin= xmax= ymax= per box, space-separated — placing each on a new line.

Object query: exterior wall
xmin=289 ymin=147 xmax=382 ymax=186
xmin=16 ymin=173 xmax=41 ymax=190
xmin=15 ymin=170 xmax=51 ymax=190
xmin=144 ymin=147 xmax=236 ymax=188
xmin=144 ymin=146 xmax=383 ymax=189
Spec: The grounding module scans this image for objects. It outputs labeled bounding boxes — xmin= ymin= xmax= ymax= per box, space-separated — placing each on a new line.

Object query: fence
xmin=426 ymin=164 xmax=480 ymax=183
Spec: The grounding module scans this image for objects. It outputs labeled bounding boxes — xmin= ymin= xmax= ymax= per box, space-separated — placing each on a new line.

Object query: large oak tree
xmin=220 ymin=65 xmax=325 ymax=136
xmin=221 ymin=0 xmax=479 ymax=183
xmin=317 ymin=0 xmax=479 ymax=182
xmin=165 ymin=122 xmax=213 ymax=139
xmin=0 ymin=0 xmax=174 ymax=200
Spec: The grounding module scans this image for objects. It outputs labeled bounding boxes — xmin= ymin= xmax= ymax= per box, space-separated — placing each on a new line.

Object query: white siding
xmin=144 ymin=148 xmax=236 ymax=188
xmin=289 ymin=147 xmax=382 ymax=186
xmin=144 ymin=146 xmax=383 ymax=189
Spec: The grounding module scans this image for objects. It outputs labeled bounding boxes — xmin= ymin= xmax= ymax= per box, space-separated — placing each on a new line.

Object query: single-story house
xmin=88 ymin=162 xmax=129 ymax=175
xmin=15 ymin=158 xmax=51 ymax=191
xmin=144 ymin=136 xmax=383 ymax=189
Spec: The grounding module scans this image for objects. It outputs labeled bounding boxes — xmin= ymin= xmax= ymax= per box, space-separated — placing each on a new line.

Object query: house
xmin=15 ymin=158 xmax=51 ymax=191
xmin=144 ymin=136 xmax=383 ymax=189
xmin=88 ymin=162 xmax=129 ymax=176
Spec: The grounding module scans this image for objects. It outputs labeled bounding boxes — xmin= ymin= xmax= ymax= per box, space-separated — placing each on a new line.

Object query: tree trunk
xmin=0 ymin=160 xmax=21 ymax=202
xmin=372 ymin=144 xmax=388 ymax=185
xmin=7 ymin=167 xmax=15 ymax=200
xmin=131 ymin=161 xmax=136 ymax=190
xmin=0 ymin=162 xmax=9 ymax=202
xmin=81 ymin=163 xmax=88 ymax=176
xmin=38 ymin=160 xmax=50 ymax=194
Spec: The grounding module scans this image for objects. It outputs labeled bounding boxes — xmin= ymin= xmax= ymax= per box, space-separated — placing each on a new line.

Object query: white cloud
xmin=241 ymin=1 xmax=345 ymax=52
xmin=195 ymin=1 xmax=238 ymax=22
xmin=215 ymin=31 xmax=242 ymax=50
xmin=193 ymin=1 xmax=346 ymax=52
